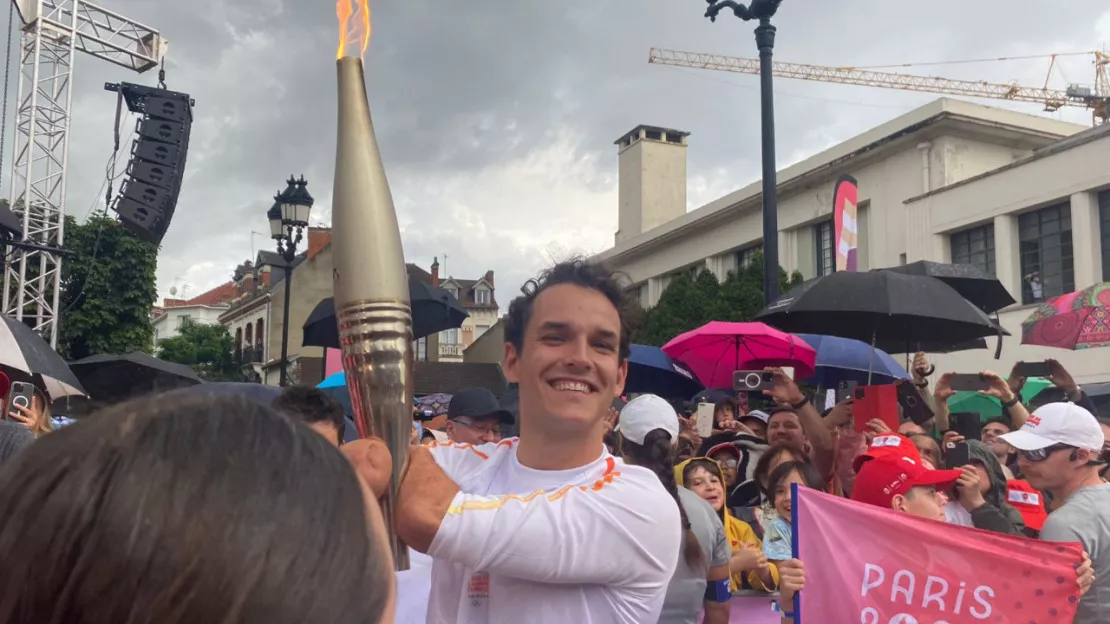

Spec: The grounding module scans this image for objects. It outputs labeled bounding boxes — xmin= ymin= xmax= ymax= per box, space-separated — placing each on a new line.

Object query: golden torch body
xmin=332 ymin=56 xmax=412 ymax=571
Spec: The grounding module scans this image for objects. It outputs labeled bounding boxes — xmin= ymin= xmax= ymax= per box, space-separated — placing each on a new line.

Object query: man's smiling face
xmin=505 ymin=283 xmax=627 ymax=437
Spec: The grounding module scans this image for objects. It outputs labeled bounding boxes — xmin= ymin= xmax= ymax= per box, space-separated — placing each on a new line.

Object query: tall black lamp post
xmin=705 ymin=0 xmax=783 ymax=305
xmin=268 ymin=175 xmax=314 ymax=387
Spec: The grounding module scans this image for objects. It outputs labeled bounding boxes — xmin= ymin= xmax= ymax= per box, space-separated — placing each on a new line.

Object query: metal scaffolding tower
xmin=2 ymin=0 xmax=166 ymax=346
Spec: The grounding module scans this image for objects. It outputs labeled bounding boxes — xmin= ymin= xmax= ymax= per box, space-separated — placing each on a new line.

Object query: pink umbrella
xmin=662 ymin=321 xmax=816 ymax=389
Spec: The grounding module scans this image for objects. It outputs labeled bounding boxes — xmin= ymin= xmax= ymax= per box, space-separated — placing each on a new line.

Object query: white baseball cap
xmin=999 ymin=402 xmax=1104 ymax=452
xmin=616 ymin=394 xmax=680 ymax=445
xmin=739 ymin=409 xmax=770 ymax=424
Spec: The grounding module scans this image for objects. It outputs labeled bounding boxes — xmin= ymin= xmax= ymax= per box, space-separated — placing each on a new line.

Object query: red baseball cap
xmin=1006 ymin=479 xmax=1048 ymax=531
xmin=851 ymin=454 xmax=962 ymax=510
xmin=706 ymin=442 xmax=740 ymax=460
xmin=852 ymin=433 xmax=921 ymax=473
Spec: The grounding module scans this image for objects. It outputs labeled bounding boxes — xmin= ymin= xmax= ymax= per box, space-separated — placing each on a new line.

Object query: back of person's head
xmin=504 ymin=257 xmax=631 ymax=362
xmin=0 ymin=421 xmax=34 ymax=464
xmin=618 ymin=394 xmax=703 ymax=570
xmin=0 ymin=394 xmax=392 ymax=624
xmin=273 ymin=385 xmax=346 ymax=445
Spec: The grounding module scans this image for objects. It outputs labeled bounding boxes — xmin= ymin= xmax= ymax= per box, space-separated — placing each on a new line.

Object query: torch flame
xmin=336 ymin=0 xmax=372 ymax=60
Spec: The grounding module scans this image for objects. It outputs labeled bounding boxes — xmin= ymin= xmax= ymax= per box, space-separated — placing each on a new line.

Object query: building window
xmin=177 ymin=314 xmax=192 ymax=328
xmin=814 ymin=220 xmax=834 ymax=277
xmin=414 ymin=337 xmax=427 ymax=361
xmin=1100 ymin=191 xmax=1110 ymax=282
xmin=736 ymin=245 xmax=762 ymax=270
xmin=445 ymin=286 xmax=459 ymax=299
xmin=950 ymin=224 xmax=995 ymax=276
xmin=475 ymin=288 xmax=491 ymax=305
xmin=475 ymin=324 xmax=489 ymax=339
xmin=442 ymin=328 xmax=459 ymax=345
xmin=1018 ymin=202 xmax=1074 ymax=304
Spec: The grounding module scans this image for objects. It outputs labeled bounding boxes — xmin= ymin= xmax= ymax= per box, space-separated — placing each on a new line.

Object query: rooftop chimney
xmin=614 ymin=125 xmax=689 ymax=245
xmin=307 ymin=227 xmax=333 ymax=260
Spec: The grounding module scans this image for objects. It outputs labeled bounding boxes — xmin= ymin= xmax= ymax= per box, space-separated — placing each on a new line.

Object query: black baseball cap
xmin=447 ymin=388 xmax=515 ymax=425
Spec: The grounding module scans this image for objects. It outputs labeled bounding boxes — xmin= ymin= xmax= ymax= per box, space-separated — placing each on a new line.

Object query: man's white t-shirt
xmin=423 ymin=438 xmax=681 ymax=624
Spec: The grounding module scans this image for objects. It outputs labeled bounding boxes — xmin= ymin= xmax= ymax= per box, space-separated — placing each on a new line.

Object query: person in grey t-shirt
xmin=657 ymin=487 xmax=732 ymax=624
xmin=1001 ymin=402 xmax=1101 ymax=623
xmin=0 ymin=420 xmax=34 ymax=464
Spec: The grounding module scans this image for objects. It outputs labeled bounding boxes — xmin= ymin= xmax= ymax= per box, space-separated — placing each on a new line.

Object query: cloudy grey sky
xmin=5 ymin=0 xmax=1110 ymax=305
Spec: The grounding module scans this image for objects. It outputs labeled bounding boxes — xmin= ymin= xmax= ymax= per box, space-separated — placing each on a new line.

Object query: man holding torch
xmin=348 ymin=259 xmax=681 ymax=623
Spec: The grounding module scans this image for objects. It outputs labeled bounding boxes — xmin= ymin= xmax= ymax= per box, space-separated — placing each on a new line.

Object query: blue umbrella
xmin=319 ymin=371 xmax=346 ymax=389
xmin=625 ymin=344 xmax=704 ymax=399
xmin=794 ymin=334 xmax=910 ymax=386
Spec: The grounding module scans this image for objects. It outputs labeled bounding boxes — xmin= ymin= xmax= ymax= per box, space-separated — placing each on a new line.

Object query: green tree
xmin=719 ymin=251 xmax=804 ymax=322
xmin=59 ymin=214 xmax=158 ymax=360
xmin=633 ymin=253 xmax=806 ymax=346
xmin=635 ymin=269 xmax=724 ymax=346
xmin=157 ymin=317 xmax=242 ymax=381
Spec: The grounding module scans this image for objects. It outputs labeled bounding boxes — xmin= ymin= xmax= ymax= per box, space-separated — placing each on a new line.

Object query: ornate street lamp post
xmin=705 ymin=0 xmax=783 ymax=304
xmin=267 ymin=175 xmax=314 ymax=386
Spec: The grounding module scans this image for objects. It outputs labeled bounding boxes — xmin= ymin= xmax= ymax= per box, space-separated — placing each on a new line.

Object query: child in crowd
xmin=762 ymin=461 xmax=826 ymax=562
xmin=676 ymin=457 xmax=779 ymax=592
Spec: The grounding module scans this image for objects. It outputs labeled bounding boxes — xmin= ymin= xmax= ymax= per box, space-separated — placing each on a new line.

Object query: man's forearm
xmin=798 ymin=402 xmax=834 ymax=478
xmin=395 ymin=445 xmax=459 ymax=553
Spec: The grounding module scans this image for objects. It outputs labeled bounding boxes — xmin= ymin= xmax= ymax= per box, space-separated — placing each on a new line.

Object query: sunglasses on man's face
xmin=1017 ymin=443 xmax=1074 ymax=462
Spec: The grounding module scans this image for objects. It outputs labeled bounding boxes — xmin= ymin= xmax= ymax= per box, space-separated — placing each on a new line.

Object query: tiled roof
xmin=407 ymin=263 xmax=433 ymax=284
xmin=184 ymin=281 xmax=237 ymax=307
xmin=441 ymin=272 xmax=498 ymax=309
xmin=414 ymin=362 xmax=507 ymax=396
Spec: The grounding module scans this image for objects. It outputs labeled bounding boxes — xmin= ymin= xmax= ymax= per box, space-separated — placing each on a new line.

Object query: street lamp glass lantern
xmin=281 ymin=177 xmax=314 ymax=227
xmin=267 ymin=202 xmax=284 ymax=240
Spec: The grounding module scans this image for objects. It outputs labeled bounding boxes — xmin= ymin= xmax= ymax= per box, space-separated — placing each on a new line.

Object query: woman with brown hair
xmin=0 ymin=394 xmax=396 ymax=624
xmin=619 ymin=394 xmax=732 ymax=624
xmin=8 ymin=388 xmax=53 ymax=437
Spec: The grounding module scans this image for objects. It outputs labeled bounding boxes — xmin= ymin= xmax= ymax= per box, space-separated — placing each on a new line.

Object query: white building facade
xmin=593 ymin=98 xmax=1110 ymax=384
xmin=152 ymin=304 xmax=229 ymax=345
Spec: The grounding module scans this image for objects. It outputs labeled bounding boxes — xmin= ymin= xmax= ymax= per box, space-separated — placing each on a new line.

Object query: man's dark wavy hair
xmin=504 ymin=257 xmax=631 ymax=362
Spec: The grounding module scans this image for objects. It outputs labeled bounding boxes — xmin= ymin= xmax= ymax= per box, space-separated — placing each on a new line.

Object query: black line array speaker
xmin=109 ymin=83 xmax=194 ymax=246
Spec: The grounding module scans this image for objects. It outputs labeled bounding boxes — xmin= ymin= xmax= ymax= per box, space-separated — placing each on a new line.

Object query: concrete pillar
xmin=778 ymin=229 xmax=798 ymax=275
xmin=647 ymin=276 xmax=666 ymax=307
xmin=705 ymin=255 xmax=729 ymax=282
xmin=1070 ymin=191 xmax=1101 ymax=288
xmin=993 ymin=213 xmax=1021 ymax=303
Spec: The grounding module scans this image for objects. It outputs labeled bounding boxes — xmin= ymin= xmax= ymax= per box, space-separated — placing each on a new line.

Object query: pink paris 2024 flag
xmin=792 ymin=485 xmax=1083 ymax=624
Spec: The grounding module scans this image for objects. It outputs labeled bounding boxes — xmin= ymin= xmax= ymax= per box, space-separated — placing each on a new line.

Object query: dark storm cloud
xmin=4 ymin=0 xmax=1106 ymax=300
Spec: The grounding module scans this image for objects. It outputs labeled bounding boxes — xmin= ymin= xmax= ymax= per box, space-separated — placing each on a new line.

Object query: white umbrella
xmin=0 ymin=315 xmax=86 ymax=399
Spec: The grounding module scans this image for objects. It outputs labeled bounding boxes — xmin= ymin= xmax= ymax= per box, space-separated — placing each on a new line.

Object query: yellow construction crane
xmin=648 ymin=48 xmax=1110 ymax=125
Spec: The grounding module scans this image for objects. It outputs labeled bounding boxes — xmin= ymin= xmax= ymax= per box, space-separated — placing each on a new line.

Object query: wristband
xmin=790 ymin=397 xmax=809 ymax=411
xmin=704 ymin=578 xmax=730 ymax=603
xmin=1002 ymin=396 xmax=1020 ymax=408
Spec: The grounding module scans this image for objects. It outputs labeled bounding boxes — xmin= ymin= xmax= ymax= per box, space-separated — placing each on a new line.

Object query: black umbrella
xmin=876 ymin=336 xmax=989 ymax=354
xmin=303 ymin=278 xmax=468 ymax=349
xmin=0 ymin=314 xmax=85 ymax=398
xmin=755 ymin=272 xmax=1000 ymax=346
xmin=882 ymin=261 xmax=1015 ymax=314
xmin=163 ymin=381 xmax=281 ymax=404
xmin=69 ymin=352 xmax=204 ymax=402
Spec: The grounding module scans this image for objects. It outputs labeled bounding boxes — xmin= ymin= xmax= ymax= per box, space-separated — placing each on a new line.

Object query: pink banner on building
xmin=794 ymin=486 xmax=1082 ymax=623
xmin=325 ymin=347 xmax=343 ymax=377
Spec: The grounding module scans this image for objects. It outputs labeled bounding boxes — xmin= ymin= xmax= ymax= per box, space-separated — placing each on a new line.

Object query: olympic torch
xmin=334 ymin=0 xmax=411 ymax=570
